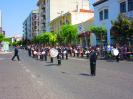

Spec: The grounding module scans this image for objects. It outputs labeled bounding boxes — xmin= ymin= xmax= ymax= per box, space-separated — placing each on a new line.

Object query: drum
xmin=42 ymin=51 xmax=46 ymax=55
xmin=34 ymin=51 xmax=37 ymax=55
xmin=111 ymin=48 xmax=119 ymax=56
xmin=49 ymin=48 xmax=58 ymax=57
xmin=63 ymin=50 xmax=67 ymax=54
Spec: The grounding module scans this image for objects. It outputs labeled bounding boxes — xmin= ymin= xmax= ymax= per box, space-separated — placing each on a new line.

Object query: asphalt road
xmin=0 ymin=49 xmax=133 ymax=99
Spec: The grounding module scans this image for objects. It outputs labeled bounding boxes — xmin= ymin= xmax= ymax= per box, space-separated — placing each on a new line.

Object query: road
xmin=0 ymin=49 xmax=133 ymax=99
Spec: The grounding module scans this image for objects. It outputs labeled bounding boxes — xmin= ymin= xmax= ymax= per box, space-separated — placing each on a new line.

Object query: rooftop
xmin=93 ymin=0 xmax=108 ymax=7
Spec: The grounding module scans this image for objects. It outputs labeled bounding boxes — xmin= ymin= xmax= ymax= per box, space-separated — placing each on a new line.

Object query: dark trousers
xmin=116 ymin=54 xmax=119 ymax=62
xmin=44 ymin=55 xmax=47 ymax=61
xmin=28 ymin=50 xmax=31 ymax=56
xmin=90 ymin=62 xmax=96 ymax=76
xmin=12 ymin=54 xmax=20 ymax=61
xmin=50 ymin=57 xmax=53 ymax=63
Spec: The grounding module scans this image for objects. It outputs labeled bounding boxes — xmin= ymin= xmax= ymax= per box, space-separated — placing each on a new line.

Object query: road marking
xmin=37 ymin=80 xmax=43 ymax=86
xmin=25 ymin=69 xmax=31 ymax=73
xmin=0 ymin=57 xmax=11 ymax=60
xmin=31 ymin=74 xmax=36 ymax=79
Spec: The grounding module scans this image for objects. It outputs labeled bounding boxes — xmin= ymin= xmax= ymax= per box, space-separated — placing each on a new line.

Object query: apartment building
xmin=23 ymin=10 xmax=39 ymax=40
xmin=50 ymin=9 xmax=94 ymax=33
xmin=93 ymin=0 xmax=133 ymax=44
xmin=37 ymin=0 xmax=90 ymax=34
xmin=50 ymin=9 xmax=94 ymax=47
xmin=0 ymin=10 xmax=2 ymax=34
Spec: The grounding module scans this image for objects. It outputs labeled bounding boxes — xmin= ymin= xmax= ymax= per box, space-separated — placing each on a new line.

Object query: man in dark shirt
xmin=11 ymin=46 xmax=20 ymax=61
xmin=90 ymin=49 xmax=97 ymax=76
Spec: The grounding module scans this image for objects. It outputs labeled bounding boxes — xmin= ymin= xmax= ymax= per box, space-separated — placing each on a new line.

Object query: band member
xmin=57 ymin=48 xmax=62 ymax=65
xmin=115 ymin=47 xmax=120 ymax=62
xmin=44 ymin=48 xmax=48 ymax=61
xmin=89 ymin=49 xmax=97 ymax=76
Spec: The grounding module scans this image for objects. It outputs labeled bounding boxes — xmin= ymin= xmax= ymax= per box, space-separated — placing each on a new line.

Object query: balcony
xmin=126 ymin=11 xmax=133 ymax=18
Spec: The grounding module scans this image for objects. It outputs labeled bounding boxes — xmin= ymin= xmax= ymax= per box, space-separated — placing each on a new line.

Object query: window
xmin=99 ymin=11 xmax=103 ymax=21
xmin=128 ymin=0 xmax=133 ymax=11
xmin=104 ymin=9 xmax=108 ymax=19
xmin=120 ymin=2 xmax=126 ymax=13
xmin=60 ymin=20 xmax=62 ymax=25
xmin=66 ymin=20 xmax=69 ymax=24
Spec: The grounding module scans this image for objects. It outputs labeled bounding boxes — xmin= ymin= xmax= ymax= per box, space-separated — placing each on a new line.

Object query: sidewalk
xmin=0 ymin=51 xmax=12 ymax=54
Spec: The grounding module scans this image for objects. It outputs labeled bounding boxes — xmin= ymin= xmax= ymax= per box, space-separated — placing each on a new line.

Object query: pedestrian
xmin=89 ymin=49 xmax=97 ymax=76
xmin=11 ymin=45 xmax=20 ymax=61
xmin=27 ymin=45 xmax=31 ymax=57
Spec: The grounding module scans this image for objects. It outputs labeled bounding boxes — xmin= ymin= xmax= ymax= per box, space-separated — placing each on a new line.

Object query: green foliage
xmin=0 ymin=34 xmax=11 ymax=44
xmin=111 ymin=14 xmax=133 ymax=44
xmin=12 ymin=42 xmax=18 ymax=46
xmin=89 ymin=25 xmax=107 ymax=36
xmin=49 ymin=33 xmax=57 ymax=45
xmin=0 ymin=33 xmax=5 ymax=42
xmin=3 ymin=38 xmax=11 ymax=43
xmin=60 ymin=24 xmax=78 ymax=45
xmin=32 ymin=32 xmax=57 ymax=45
xmin=89 ymin=25 xmax=107 ymax=45
xmin=12 ymin=41 xmax=22 ymax=46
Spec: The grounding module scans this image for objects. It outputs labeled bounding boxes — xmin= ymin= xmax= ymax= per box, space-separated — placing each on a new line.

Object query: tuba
xmin=49 ymin=48 xmax=58 ymax=57
xmin=111 ymin=48 xmax=119 ymax=56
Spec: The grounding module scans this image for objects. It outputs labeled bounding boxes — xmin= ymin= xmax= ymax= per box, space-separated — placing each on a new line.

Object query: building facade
xmin=0 ymin=10 xmax=2 ymax=34
xmin=93 ymin=0 xmax=133 ymax=44
xmin=50 ymin=9 xmax=94 ymax=47
xmin=23 ymin=10 xmax=39 ymax=41
xmin=50 ymin=9 xmax=94 ymax=34
xmin=37 ymin=0 xmax=90 ymax=34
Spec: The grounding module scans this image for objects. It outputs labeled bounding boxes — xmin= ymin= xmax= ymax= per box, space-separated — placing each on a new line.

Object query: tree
xmin=89 ymin=25 xmax=107 ymax=45
xmin=60 ymin=24 xmax=78 ymax=45
xmin=32 ymin=32 xmax=57 ymax=46
xmin=49 ymin=33 xmax=57 ymax=45
xmin=0 ymin=33 xmax=5 ymax=43
xmin=111 ymin=14 xmax=132 ymax=45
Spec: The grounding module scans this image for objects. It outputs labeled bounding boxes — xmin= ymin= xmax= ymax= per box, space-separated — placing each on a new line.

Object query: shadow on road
xmin=44 ymin=63 xmax=58 ymax=66
xmin=79 ymin=73 xmax=91 ymax=76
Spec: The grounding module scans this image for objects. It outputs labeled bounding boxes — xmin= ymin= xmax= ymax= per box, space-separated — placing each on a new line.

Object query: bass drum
xmin=111 ymin=48 xmax=119 ymax=56
xmin=49 ymin=48 xmax=58 ymax=57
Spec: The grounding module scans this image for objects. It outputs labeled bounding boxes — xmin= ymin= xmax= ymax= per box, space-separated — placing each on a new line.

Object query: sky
xmin=0 ymin=0 xmax=95 ymax=37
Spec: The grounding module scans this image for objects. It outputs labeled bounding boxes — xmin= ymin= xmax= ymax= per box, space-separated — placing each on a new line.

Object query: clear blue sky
xmin=0 ymin=0 xmax=95 ymax=37
xmin=0 ymin=0 xmax=37 ymax=37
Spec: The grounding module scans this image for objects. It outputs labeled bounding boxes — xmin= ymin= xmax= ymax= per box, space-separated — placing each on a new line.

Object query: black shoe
xmin=91 ymin=74 xmax=95 ymax=76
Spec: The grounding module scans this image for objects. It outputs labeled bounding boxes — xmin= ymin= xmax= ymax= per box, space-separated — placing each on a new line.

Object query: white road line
xmin=25 ymin=69 xmax=31 ymax=73
xmin=23 ymin=66 xmax=26 ymax=69
xmin=31 ymin=74 xmax=36 ymax=79
xmin=37 ymin=80 xmax=43 ymax=86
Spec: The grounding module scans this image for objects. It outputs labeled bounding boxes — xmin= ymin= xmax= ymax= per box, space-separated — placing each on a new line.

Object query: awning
xmin=78 ymin=31 xmax=91 ymax=37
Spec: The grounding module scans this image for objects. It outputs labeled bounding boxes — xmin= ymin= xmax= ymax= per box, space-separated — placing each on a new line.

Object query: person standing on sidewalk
xmin=89 ymin=48 xmax=97 ymax=76
xmin=11 ymin=45 xmax=20 ymax=61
